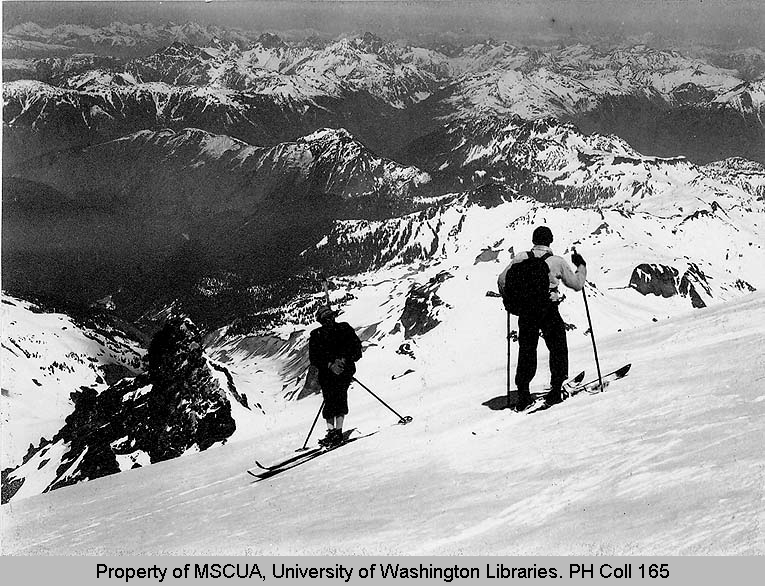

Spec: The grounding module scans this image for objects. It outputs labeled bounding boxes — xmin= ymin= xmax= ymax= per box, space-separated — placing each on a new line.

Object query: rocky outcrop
xmin=629 ymin=263 xmax=713 ymax=308
xmin=629 ymin=264 xmax=679 ymax=298
xmin=474 ymin=249 xmax=500 ymax=264
xmin=401 ymin=271 xmax=453 ymax=338
xmin=140 ymin=317 xmax=236 ymax=461
xmin=678 ymin=263 xmax=712 ymax=309
xmin=2 ymin=317 xmax=237 ymax=502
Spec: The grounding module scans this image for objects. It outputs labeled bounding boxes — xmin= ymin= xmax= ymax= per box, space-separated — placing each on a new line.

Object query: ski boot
xmin=328 ymin=428 xmax=344 ymax=447
xmin=318 ymin=430 xmax=335 ymax=448
xmin=512 ymin=389 xmax=534 ymax=412
xmin=318 ymin=429 xmax=344 ymax=448
xmin=543 ymin=387 xmax=568 ymax=406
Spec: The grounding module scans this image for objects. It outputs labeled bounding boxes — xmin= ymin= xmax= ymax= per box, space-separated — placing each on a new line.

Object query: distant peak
xmin=333 ymin=32 xmax=387 ymax=53
xmin=706 ymin=157 xmax=765 ymax=172
xmin=158 ymin=41 xmax=204 ymax=58
xmin=302 ymin=35 xmax=329 ymax=50
xmin=256 ymin=32 xmax=286 ymax=50
xmin=301 ymin=128 xmax=355 ymax=143
xmin=358 ymin=31 xmax=385 ymax=50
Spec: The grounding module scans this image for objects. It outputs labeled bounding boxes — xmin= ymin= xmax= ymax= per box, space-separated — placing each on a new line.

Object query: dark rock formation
xmin=629 ymin=264 xmax=679 ymax=298
xmin=401 ymin=271 xmax=453 ymax=338
xmin=629 ymin=262 xmax=714 ymax=308
xmin=679 ymin=263 xmax=712 ymax=309
xmin=474 ymin=249 xmax=500 ymax=264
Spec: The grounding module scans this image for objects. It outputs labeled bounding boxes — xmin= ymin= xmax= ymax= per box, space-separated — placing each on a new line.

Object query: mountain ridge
xmin=5 ymin=34 xmax=764 ymax=168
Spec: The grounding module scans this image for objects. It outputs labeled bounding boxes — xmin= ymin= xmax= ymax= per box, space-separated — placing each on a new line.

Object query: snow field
xmin=3 ymin=281 xmax=763 ymax=554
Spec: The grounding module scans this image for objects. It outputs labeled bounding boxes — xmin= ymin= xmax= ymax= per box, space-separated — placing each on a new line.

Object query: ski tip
xmin=573 ymin=370 xmax=585 ymax=383
xmin=617 ymin=363 xmax=632 ymax=377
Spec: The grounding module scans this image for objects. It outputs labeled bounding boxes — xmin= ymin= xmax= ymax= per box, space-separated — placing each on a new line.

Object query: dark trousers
xmin=318 ymin=371 xmax=352 ymax=420
xmin=515 ymin=306 xmax=568 ymax=392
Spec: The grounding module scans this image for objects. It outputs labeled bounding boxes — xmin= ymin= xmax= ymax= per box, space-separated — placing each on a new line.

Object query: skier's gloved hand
xmin=571 ymin=252 xmax=586 ymax=267
xmin=329 ymin=357 xmax=346 ymax=375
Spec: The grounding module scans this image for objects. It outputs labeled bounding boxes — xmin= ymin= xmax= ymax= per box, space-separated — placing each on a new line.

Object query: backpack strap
xmin=529 ymin=250 xmax=552 ymax=262
xmin=540 ymin=252 xmax=555 ymax=299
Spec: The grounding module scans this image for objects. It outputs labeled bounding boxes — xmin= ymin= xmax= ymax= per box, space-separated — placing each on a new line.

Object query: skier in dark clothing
xmin=309 ymin=305 xmax=363 ymax=447
xmin=500 ymin=226 xmax=587 ymax=410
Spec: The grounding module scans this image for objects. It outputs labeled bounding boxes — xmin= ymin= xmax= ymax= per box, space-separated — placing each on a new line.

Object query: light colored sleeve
xmin=558 ymin=258 xmax=587 ymax=291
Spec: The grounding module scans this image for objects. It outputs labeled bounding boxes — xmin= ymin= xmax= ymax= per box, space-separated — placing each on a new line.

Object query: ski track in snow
xmin=2 ymin=293 xmax=764 ymax=555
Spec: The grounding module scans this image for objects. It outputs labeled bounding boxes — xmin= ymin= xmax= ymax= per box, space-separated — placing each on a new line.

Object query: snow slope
xmin=3 ymin=291 xmax=764 ymax=555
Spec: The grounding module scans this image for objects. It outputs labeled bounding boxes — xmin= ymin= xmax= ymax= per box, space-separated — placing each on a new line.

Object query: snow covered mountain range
xmin=4 ymin=31 xmax=764 ymax=165
xmin=2 ymin=24 xmax=764 ymax=539
xmin=5 ymin=113 xmax=763 ymax=324
xmin=3 ymin=20 xmax=256 ymax=58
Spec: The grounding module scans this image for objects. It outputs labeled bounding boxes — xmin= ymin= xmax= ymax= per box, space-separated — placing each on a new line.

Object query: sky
xmin=2 ymin=0 xmax=764 ymax=48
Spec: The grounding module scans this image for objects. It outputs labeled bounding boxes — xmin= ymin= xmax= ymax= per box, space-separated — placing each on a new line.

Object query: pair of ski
xmin=519 ymin=363 xmax=632 ymax=413
xmin=247 ymin=429 xmax=376 ymax=481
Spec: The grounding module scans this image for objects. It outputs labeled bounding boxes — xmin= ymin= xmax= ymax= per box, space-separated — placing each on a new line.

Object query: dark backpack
xmin=498 ymin=250 xmax=553 ymax=316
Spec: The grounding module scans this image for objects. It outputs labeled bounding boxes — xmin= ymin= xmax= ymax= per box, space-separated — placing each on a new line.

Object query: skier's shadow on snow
xmin=482 ymin=395 xmax=512 ymax=410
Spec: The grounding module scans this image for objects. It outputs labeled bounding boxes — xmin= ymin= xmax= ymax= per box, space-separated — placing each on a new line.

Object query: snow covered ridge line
xmin=4 ymin=21 xmax=256 ymax=55
xmin=9 ymin=33 xmax=450 ymax=108
xmin=8 ymin=31 xmax=764 ymax=117
xmin=2 ymin=79 xmax=307 ymax=118
xmin=7 ymin=23 xmax=764 ymax=77
xmin=444 ymin=49 xmax=765 ymax=121
xmin=5 ymin=124 xmax=432 ymax=210
xmin=303 ymin=197 xmax=763 ymax=305
xmin=233 ymin=175 xmax=763 ymax=339
xmin=410 ymin=114 xmax=765 ymax=208
xmin=5 ymin=82 xmax=760 ymax=211
xmin=5 ymin=40 xmax=763 ymax=170
xmin=1 ymin=75 xmax=435 ymax=165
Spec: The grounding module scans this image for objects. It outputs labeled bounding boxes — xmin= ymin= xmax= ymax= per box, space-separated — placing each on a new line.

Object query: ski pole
xmin=318 ymin=271 xmax=331 ymax=306
xmin=297 ymin=400 xmax=325 ymax=451
xmin=581 ymin=284 xmax=604 ymax=391
xmin=352 ymin=377 xmax=413 ymax=424
xmin=506 ymin=309 xmax=512 ymax=404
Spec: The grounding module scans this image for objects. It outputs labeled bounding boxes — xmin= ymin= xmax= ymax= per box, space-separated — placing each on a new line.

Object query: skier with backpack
xmin=498 ymin=226 xmax=587 ymax=410
xmin=309 ymin=305 xmax=363 ymax=447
